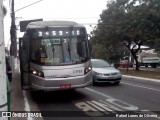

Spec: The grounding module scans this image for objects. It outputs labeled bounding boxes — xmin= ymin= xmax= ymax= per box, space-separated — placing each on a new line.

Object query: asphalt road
xmin=25 ymin=77 xmax=160 ymax=120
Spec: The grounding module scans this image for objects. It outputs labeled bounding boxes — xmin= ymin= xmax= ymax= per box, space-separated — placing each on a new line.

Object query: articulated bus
xmin=19 ymin=20 xmax=92 ymax=90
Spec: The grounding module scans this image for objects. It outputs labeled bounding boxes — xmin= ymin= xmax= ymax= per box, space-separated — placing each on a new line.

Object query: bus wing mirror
xmin=87 ymin=34 xmax=92 ymax=52
xmin=88 ymin=40 xmax=92 ymax=52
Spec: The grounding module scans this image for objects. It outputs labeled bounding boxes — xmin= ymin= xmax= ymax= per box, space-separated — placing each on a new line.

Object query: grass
xmin=119 ymin=68 xmax=160 ymax=80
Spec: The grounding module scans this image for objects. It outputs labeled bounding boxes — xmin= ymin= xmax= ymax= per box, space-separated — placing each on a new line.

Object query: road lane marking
xmin=85 ymin=88 xmax=138 ymax=110
xmin=85 ymin=87 xmax=112 ymax=99
xmin=121 ymin=82 xmax=160 ymax=92
xmin=75 ymin=102 xmax=104 ymax=116
xmin=76 ymin=88 xmax=160 ymax=119
xmin=87 ymin=101 xmax=108 ymax=112
xmin=22 ymin=90 xmax=33 ymax=120
xmin=99 ymin=99 xmax=138 ymax=111
xmin=91 ymin=100 xmax=122 ymax=111
xmin=75 ymin=99 xmax=138 ymax=117
xmin=75 ymin=87 xmax=139 ymax=117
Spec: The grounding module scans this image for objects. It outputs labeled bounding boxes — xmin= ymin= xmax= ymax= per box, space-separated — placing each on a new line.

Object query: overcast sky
xmin=4 ymin=0 xmax=108 ymax=45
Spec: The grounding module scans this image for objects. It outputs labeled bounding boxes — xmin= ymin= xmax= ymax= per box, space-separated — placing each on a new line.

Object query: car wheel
xmin=114 ymin=81 xmax=120 ymax=85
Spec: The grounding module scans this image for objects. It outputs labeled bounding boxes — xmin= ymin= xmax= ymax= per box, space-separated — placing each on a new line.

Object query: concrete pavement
xmin=122 ymin=75 xmax=160 ymax=83
xmin=9 ymin=68 xmax=26 ymax=120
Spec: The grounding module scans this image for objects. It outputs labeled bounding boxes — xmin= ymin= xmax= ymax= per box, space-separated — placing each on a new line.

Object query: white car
xmin=91 ymin=59 xmax=122 ymax=85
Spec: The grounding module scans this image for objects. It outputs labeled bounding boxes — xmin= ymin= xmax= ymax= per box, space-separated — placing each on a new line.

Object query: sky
xmin=4 ymin=0 xmax=109 ymax=46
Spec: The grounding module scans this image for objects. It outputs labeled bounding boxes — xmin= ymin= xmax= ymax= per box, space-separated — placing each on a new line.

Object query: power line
xmin=16 ymin=17 xmax=99 ymax=25
xmin=15 ymin=0 xmax=43 ymax=12
xmin=16 ymin=17 xmax=100 ymax=20
xmin=11 ymin=0 xmax=44 ymax=57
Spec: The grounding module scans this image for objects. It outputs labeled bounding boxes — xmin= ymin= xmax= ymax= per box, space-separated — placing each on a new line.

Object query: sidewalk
xmin=9 ymin=68 xmax=43 ymax=120
xmin=119 ymin=67 xmax=160 ymax=80
xmin=9 ymin=68 xmax=26 ymax=120
xmin=122 ymin=75 xmax=160 ymax=82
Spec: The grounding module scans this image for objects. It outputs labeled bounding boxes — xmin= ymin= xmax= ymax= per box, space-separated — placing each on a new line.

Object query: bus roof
xmin=27 ymin=20 xmax=85 ymax=29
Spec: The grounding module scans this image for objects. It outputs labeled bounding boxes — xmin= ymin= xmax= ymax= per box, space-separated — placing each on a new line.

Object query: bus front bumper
xmin=30 ymin=71 xmax=92 ymax=91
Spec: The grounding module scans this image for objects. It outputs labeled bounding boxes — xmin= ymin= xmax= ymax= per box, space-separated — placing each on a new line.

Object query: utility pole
xmin=0 ymin=0 xmax=8 ymax=119
xmin=10 ymin=0 xmax=43 ymax=75
xmin=10 ymin=0 xmax=44 ymax=57
xmin=10 ymin=0 xmax=17 ymax=77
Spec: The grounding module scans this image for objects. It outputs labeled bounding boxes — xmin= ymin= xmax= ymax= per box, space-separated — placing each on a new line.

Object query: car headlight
xmin=30 ymin=68 xmax=44 ymax=78
xmin=117 ymin=72 xmax=121 ymax=75
xmin=93 ymin=71 xmax=102 ymax=76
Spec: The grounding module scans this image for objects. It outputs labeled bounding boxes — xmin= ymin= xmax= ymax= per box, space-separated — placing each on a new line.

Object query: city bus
xmin=19 ymin=20 xmax=92 ymax=90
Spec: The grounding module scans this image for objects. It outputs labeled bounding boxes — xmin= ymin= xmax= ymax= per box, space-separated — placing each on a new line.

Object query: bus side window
xmin=23 ymin=39 xmax=26 ymax=50
xmin=23 ymin=36 xmax=28 ymax=50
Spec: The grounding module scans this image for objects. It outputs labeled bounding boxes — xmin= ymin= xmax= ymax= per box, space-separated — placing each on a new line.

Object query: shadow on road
xmin=29 ymin=89 xmax=89 ymax=103
xmin=92 ymin=82 xmax=122 ymax=87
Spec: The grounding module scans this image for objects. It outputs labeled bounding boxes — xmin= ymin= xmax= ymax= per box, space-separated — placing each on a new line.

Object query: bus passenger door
xmin=19 ymin=38 xmax=30 ymax=90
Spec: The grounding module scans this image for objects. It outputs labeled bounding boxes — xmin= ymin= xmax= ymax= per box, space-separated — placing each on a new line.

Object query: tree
xmin=92 ymin=0 xmax=160 ymax=70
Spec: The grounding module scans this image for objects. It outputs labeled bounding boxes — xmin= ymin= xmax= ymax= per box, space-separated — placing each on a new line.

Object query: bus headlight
xmin=84 ymin=65 xmax=92 ymax=75
xmin=32 ymin=70 xmax=37 ymax=75
xmin=30 ymin=69 xmax=44 ymax=78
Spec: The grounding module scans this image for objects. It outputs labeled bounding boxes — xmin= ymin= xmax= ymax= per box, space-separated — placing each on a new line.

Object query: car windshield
xmin=91 ymin=59 xmax=111 ymax=68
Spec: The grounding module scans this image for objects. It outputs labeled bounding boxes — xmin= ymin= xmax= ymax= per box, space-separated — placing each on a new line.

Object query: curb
xmin=122 ymin=75 xmax=160 ymax=83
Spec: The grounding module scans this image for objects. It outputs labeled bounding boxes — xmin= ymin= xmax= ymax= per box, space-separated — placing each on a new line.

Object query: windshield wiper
xmin=52 ymin=45 xmax=55 ymax=57
xmin=81 ymin=57 xmax=88 ymax=62
xmin=67 ymin=42 xmax=71 ymax=61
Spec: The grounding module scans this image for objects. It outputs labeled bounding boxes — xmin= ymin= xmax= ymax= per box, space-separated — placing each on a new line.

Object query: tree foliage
xmin=92 ymin=0 xmax=160 ymax=70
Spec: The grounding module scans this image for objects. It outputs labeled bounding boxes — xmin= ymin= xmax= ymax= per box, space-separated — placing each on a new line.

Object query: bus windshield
xmin=30 ymin=37 xmax=89 ymax=65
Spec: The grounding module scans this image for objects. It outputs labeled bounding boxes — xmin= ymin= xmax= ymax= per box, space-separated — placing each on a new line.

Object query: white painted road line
xmin=22 ymin=90 xmax=33 ymax=120
xmin=85 ymin=87 xmax=112 ymax=99
xmin=85 ymin=88 xmax=138 ymax=111
xmin=121 ymin=82 xmax=160 ymax=92
xmin=85 ymin=88 xmax=160 ymax=119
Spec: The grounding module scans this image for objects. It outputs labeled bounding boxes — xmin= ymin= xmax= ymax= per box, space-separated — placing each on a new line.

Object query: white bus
xmin=19 ymin=21 xmax=92 ymax=90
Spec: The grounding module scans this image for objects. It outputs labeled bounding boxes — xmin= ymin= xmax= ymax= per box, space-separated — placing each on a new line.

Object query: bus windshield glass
xmin=30 ymin=36 xmax=89 ymax=65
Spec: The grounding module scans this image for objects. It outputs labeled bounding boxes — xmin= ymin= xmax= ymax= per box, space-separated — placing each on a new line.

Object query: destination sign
xmin=30 ymin=27 xmax=86 ymax=37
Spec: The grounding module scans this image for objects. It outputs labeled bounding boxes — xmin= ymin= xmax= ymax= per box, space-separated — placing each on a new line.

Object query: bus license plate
xmin=60 ymin=84 xmax=71 ymax=89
